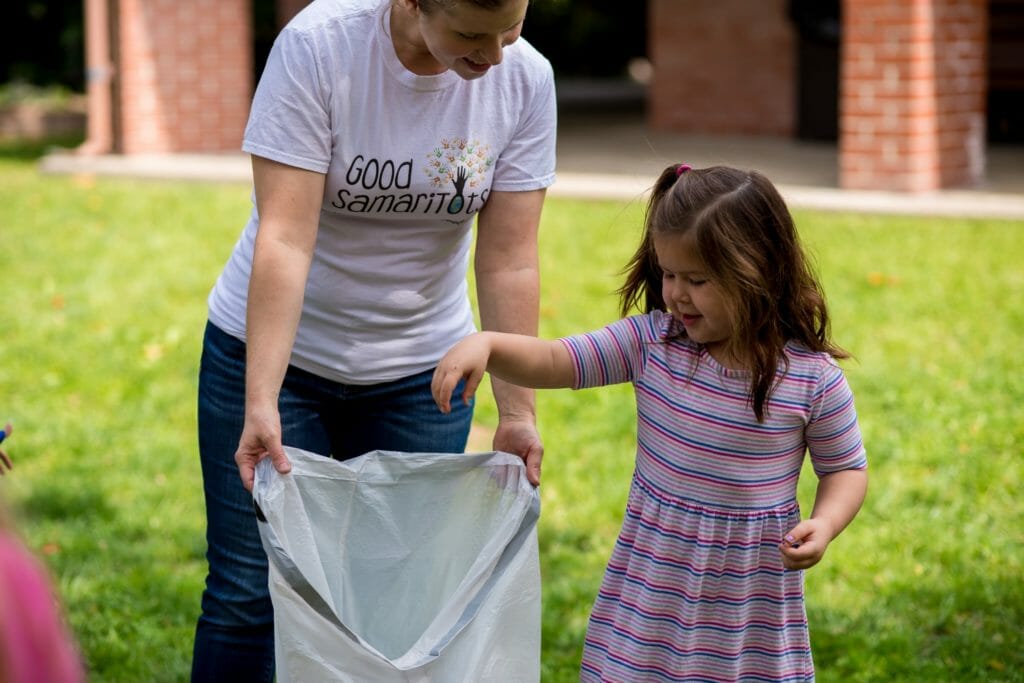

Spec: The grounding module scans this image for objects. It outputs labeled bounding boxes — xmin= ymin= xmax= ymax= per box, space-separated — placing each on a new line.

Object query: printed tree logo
xmin=424 ymin=138 xmax=495 ymax=214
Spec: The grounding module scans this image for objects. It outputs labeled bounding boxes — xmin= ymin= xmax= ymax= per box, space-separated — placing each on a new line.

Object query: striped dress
xmin=560 ymin=311 xmax=866 ymax=682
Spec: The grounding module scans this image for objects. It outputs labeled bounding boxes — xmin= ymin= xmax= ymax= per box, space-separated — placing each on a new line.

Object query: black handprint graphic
xmin=447 ymin=165 xmax=468 ymax=214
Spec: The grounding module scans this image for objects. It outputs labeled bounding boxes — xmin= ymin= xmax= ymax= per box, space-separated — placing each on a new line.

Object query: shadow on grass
xmin=19 ymin=482 xmax=206 ymax=680
xmin=811 ymin=568 xmax=1023 ymax=681
xmin=0 ymin=134 xmax=84 ymax=160
xmin=69 ymin=534 xmax=204 ymax=683
xmin=19 ymin=482 xmax=116 ymax=523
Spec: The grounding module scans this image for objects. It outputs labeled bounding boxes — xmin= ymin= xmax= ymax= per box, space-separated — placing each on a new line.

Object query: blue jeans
xmin=190 ymin=321 xmax=474 ymax=682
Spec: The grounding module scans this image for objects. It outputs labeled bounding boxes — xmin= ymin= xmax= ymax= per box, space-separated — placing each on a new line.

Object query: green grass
xmin=1 ymin=152 xmax=1021 ymax=682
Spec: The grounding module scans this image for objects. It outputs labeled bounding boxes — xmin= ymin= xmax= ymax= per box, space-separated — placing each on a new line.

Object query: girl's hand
xmin=779 ymin=517 xmax=834 ymax=570
xmin=783 ymin=468 xmax=867 ymax=570
xmin=431 ymin=333 xmax=491 ymax=414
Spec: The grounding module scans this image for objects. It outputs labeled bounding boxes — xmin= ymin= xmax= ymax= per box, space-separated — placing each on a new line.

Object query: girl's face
xmin=653 ymin=233 xmax=735 ymax=363
xmin=414 ymin=0 xmax=528 ymax=80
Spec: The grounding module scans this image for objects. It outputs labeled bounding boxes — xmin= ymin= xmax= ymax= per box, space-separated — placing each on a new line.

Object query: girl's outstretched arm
xmin=432 ymin=331 xmax=574 ymax=414
xmin=779 ymin=468 xmax=868 ymax=570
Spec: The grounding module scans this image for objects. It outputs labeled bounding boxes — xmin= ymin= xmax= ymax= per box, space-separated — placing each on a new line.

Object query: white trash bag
xmin=253 ymin=447 xmax=542 ymax=683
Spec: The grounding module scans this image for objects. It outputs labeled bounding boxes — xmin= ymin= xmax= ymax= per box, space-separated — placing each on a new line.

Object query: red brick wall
xmin=116 ymin=0 xmax=253 ymax=153
xmin=647 ymin=0 xmax=795 ymax=135
xmin=839 ymin=0 xmax=988 ymax=191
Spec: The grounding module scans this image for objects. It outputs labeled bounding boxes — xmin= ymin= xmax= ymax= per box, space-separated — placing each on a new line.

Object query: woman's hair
xmin=618 ymin=164 xmax=849 ymax=421
xmin=417 ymin=0 xmax=522 ymax=13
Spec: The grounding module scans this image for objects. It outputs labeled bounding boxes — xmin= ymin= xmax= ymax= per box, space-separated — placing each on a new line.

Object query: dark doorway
xmin=253 ymin=0 xmax=280 ymax=83
xmin=252 ymin=0 xmax=649 ymax=113
xmin=988 ymin=0 xmax=1024 ymax=143
xmin=0 ymin=1 xmax=84 ymax=89
xmin=521 ymin=1 xmax=647 ymax=81
xmin=789 ymin=0 xmax=840 ymax=141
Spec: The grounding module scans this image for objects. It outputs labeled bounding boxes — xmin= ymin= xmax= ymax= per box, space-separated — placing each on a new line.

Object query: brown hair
xmin=618 ymin=164 xmax=849 ymax=421
xmin=417 ymin=0 xmax=522 ymax=13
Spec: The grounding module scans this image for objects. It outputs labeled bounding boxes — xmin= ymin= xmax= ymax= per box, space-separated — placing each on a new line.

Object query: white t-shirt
xmin=208 ymin=0 xmax=557 ymax=384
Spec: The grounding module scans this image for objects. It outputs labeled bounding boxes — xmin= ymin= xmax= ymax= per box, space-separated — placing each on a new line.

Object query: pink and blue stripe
xmin=560 ymin=311 xmax=866 ymax=681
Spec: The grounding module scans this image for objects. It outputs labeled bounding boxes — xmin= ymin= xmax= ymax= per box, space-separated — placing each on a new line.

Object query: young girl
xmin=432 ymin=164 xmax=868 ymax=681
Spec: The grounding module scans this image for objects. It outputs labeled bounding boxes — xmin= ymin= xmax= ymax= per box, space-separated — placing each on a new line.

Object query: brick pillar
xmin=648 ymin=0 xmax=795 ymax=135
xmin=81 ymin=0 xmax=114 ymax=154
xmin=116 ymin=0 xmax=253 ymax=153
xmin=839 ymin=0 xmax=988 ymax=191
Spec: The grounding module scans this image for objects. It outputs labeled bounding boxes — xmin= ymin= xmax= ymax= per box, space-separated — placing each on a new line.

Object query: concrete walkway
xmin=39 ymin=109 xmax=1024 ymax=220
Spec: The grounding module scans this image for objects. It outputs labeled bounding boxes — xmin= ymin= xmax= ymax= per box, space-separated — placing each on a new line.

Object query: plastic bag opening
xmin=254 ymin=447 xmax=541 ymax=682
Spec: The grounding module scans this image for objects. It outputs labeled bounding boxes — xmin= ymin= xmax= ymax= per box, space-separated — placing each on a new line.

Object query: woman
xmin=190 ymin=0 xmax=555 ymax=679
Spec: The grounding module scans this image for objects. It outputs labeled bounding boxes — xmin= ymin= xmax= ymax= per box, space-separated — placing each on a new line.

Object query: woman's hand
xmin=234 ymin=404 xmax=291 ymax=493
xmin=493 ymin=417 xmax=543 ymax=486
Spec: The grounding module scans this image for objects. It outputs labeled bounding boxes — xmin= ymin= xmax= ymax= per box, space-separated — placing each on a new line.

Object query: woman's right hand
xmin=234 ymin=405 xmax=291 ymax=492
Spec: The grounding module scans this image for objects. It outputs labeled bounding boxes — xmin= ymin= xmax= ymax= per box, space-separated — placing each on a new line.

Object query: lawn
xmin=1 ymin=148 xmax=1021 ymax=682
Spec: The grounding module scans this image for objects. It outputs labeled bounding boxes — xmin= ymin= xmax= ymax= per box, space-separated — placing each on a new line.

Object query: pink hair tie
xmin=675 ymin=163 xmax=693 ymax=177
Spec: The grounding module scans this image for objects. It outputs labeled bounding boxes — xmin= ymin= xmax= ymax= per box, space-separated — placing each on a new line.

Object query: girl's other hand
xmin=778 ymin=517 xmax=834 ymax=570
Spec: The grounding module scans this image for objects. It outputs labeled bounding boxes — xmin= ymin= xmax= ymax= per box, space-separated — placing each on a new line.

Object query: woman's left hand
xmin=493 ymin=417 xmax=543 ymax=487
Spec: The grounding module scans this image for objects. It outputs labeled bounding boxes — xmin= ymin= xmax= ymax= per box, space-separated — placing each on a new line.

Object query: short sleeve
xmin=242 ymin=28 xmax=332 ymax=173
xmin=558 ymin=314 xmax=657 ymax=389
xmin=806 ymin=363 xmax=867 ymax=476
xmin=489 ymin=55 xmax=557 ymax=192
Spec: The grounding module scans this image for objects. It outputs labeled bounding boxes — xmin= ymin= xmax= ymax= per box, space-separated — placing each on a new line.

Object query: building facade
xmin=82 ymin=0 xmax=1020 ymax=192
